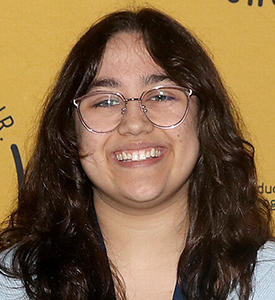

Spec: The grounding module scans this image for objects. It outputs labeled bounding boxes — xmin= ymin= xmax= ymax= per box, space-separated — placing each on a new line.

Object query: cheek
xmin=176 ymin=114 xmax=200 ymax=167
xmin=76 ymin=123 xmax=109 ymax=180
xmin=75 ymin=119 xmax=97 ymax=156
xmin=75 ymin=118 xmax=87 ymax=153
xmin=75 ymin=126 xmax=99 ymax=181
xmin=78 ymin=134 xmax=94 ymax=156
xmin=78 ymin=144 xmax=104 ymax=185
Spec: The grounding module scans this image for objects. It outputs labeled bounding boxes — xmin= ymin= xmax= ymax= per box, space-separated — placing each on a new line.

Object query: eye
xmin=94 ymin=98 xmax=121 ymax=108
xmin=149 ymin=91 xmax=176 ymax=102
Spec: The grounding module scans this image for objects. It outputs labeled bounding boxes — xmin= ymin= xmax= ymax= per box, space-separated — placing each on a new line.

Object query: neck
xmin=94 ymin=196 xmax=189 ymax=268
xmin=94 ymin=196 xmax=189 ymax=300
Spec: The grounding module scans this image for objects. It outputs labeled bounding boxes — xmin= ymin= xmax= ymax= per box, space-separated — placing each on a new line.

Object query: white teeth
xmin=139 ymin=151 xmax=146 ymax=160
xmin=122 ymin=152 xmax=128 ymax=160
xmin=127 ymin=153 xmax=132 ymax=160
xmin=116 ymin=153 xmax=123 ymax=161
xmin=116 ymin=148 xmax=162 ymax=162
xmin=132 ymin=152 xmax=139 ymax=161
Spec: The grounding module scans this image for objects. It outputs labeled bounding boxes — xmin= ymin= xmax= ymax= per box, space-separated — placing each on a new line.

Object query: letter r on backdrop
xmin=0 ymin=116 xmax=14 ymax=131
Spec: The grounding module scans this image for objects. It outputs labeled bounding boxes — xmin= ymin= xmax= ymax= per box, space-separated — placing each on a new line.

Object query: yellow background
xmin=1 ymin=0 xmax=275 ymax=221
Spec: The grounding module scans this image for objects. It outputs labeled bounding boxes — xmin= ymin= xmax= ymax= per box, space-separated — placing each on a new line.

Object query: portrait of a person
xmin=0 ymin=7 xmax=274 ymax=300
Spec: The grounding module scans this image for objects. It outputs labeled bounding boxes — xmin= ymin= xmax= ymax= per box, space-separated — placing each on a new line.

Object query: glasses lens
xmin=78 ymin=92 xmax=124 ymax=133
xmin=142 ymin=87 xmax=189 ymax=127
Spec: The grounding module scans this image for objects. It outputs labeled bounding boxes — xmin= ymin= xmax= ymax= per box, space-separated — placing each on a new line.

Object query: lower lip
xmin=112 ymin=150 xmax=166 ymax=168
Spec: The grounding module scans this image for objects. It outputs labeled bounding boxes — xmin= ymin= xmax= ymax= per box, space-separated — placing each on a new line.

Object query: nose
xmin=117 ymin=99 xmax=154 ymax=136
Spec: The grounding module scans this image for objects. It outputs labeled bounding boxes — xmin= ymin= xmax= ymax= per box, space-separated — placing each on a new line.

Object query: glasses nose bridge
xmin=124 ymin=96 xmax=146 ymax=112
xmin=126 ymin=97 xmax=141 ymax=103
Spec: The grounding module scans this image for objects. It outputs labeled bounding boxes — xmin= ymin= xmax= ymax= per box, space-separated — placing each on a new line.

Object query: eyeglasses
xmin=73 ymin=86 xmax=193 ymax=134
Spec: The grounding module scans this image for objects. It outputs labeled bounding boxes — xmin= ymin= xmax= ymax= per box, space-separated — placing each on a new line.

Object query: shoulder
xmin=251 ymin=240 xmax=275 ymax=299
xmin=228 ymin=241 xmax=275 ymax=300
xmin=0 ymin=248 xmax=29 ymax=300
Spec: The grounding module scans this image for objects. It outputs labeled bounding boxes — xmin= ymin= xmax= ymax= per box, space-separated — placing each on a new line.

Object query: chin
xmin=118 ymin=189 xmax=172 ymax=211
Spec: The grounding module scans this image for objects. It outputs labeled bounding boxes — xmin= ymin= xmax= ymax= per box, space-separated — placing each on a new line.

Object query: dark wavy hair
xmin=0 ymin=7 xmax=272 ymax=300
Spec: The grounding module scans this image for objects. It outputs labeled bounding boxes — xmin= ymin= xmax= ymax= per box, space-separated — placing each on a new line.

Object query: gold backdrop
xmin=1 ymin=0 xmax=275 ymax=221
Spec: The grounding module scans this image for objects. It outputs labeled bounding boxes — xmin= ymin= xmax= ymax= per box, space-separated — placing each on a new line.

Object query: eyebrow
xmin=90 ymin=73 xmax=171 ymax=90
xmin=141 ymin=74 xmax=170 ymax=85
xmin=91 ymin=78 xmax=121 ymax=88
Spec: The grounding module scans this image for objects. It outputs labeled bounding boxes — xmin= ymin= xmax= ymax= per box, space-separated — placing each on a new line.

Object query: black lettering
xmin=258 ymin=183 xmax=275 ymax=195
xmin=258 ymin=183 xmax=264 ymax=194
xmin=229 ymin=0 xmax=275 ymax=5
xmin=265 ymin=185 xmax=272 ymax=194
xmin=271 ymin=200 xmax=275 ymax=211
xmin=11 ymin=144 xmax=24 ymax=188
xmin=258 ymin=0 xmax=263 ymax=6
xmin=0 ymin=116 xmax=14 ymax=131
xmin=0 ymin=106 xmax=6 ymax=112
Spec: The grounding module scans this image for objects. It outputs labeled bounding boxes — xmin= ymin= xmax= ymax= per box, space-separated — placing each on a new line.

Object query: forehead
xmin=95 ymin=32 xmax=167 ymax=85
xmin=102 ymin=32 xmax=149 ymax=61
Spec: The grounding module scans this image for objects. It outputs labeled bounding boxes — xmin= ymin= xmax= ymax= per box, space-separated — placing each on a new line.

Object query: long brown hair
xmin=0 ymin=8 xmax=272 ymax=300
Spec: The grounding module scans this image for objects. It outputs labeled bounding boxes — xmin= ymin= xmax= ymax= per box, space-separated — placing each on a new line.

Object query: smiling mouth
xmin=115 ymin=148 xmax=163 ymax=162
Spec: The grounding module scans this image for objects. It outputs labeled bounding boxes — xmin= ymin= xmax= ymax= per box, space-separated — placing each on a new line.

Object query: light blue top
xmin=0 ymin=241 xmax=275 ymax=299
xmin=0 ymin=249 xmax=27 ymax=300
xmin=228 ymin=241 xmax=275 ymax=300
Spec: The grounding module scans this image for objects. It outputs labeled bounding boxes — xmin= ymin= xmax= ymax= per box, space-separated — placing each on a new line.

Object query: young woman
xmin=0 ymin=8 xmax=274 ymax=300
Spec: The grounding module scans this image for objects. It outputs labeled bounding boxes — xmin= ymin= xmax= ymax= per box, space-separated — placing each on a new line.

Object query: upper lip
xmin=111 ymin=141 xmax=167 ymax=154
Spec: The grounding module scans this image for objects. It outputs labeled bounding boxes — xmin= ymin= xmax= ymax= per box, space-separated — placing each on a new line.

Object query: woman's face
xmin=75 ymin=32 xmax=200 ymax=213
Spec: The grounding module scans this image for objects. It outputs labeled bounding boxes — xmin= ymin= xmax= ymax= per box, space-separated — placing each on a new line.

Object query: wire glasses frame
xmin=73 ymin=86 xmax=193 ymax=134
